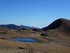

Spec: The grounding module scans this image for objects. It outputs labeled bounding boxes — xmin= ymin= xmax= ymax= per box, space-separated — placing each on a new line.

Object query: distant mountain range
xmin=0 ymin=24 xmax=40 ymax=30
xmin=0 ymin=18 xmax=70 ymax=33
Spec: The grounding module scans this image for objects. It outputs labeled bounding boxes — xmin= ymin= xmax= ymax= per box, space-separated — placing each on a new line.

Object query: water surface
xmin=12 ymin=38 xmax=38 ymax=42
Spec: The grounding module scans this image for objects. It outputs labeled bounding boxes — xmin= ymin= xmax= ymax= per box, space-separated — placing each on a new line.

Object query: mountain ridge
xmin=42 ymin=18 xmax=70 ymax=31
xmin=0 ymin=24 xmax=40 ymax=30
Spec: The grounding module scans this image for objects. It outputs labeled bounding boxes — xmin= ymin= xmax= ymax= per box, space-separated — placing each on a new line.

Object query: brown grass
xmin=0 ymin=39 xmax=70 ymax=53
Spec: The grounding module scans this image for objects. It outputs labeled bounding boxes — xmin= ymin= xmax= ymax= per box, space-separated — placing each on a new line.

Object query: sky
xmin=0 ymin=0 xmax=70 ymax=28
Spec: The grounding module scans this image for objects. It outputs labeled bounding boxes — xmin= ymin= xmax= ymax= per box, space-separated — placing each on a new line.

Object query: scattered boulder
xmin=18 ymin=47 xmax=25 ymax=49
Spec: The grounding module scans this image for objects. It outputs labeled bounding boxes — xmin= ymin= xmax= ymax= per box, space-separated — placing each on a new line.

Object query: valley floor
xmin=0 ymin=39 xmax=70 ymax=53
xmin=0 ymin=29 xmax=70 ymax=53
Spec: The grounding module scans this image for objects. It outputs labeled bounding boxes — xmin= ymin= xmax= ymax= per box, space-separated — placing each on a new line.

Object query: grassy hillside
xmin=0 ymin=18 xmax=70 ymax=53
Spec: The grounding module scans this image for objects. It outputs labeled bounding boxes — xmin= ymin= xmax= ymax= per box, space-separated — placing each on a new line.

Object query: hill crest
xmin=42 ymin=18 xmax=70 ymax=31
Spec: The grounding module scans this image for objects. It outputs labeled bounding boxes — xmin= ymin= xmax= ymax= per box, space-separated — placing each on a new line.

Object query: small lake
xmin=12 ymin=38 xmax=38 ymax=42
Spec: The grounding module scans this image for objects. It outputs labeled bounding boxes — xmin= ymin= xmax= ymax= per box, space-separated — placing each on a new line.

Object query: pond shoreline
xmin=11 ymin=37 xmax=39 ymax=42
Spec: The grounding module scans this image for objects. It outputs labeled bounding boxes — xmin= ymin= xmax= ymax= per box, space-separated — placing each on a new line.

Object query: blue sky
xmin=0 ymin=0 xmax=70 ymax=28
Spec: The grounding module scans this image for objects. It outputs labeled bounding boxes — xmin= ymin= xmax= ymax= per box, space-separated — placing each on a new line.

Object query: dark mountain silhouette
xmin=0 ymin=24 xmax=20 ymax=30
xmin=42 ymin=18 xmax=70 ymax=31
xmin=0 ymin=24 xmax=40 ymax=30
